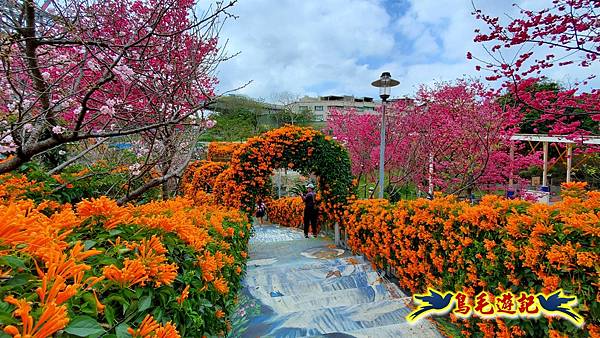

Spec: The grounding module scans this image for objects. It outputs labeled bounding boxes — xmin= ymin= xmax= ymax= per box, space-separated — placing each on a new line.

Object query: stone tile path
xmin=229 ymin=225 xmax=443 ymax=338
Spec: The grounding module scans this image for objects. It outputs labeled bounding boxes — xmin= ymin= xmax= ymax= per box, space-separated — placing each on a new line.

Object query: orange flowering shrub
xmin=0 ymin=161 xmax=135 ymax=205
xmin=344 ymin=192 xmax=598 ymax=337
xmin=267 ymin=197 xmax=304 ymax=228
xmin=0 ymin=173 xmax=46 ymax=203
xmin=267 ymin=194 xmax=344 ymax=230
xmin=0 ymin=193 xmax=250 ymax=337
xmin=207 ymin=142 xmax=243 ymax=162
xmin=213 ymin=125 xmax=354 ymax=222
xmin=181 ymin=160 xmax=228 ymax=200
xmin=561 ymin=181 xmax=588 ymax=199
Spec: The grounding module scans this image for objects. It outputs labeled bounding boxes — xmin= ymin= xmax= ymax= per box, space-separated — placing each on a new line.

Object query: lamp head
xmin=371 ymin=72 xmax=399 ymax=102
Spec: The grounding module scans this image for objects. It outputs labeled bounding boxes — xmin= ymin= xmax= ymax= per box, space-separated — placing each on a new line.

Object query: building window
xmin=315 ymin=114 xmax=324 ymax=121
xmin=299 ymin=105 xmax=309 ymax=111
xmin=314 ymin=105 xmax=324 ymax=111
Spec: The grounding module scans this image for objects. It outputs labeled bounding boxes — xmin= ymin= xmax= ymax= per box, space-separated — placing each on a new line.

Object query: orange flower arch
xmin=212 ymin=126 xmax=354 ymax=219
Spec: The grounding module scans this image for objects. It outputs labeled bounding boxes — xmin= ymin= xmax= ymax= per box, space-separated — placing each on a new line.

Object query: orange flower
xmin=560 ymin=181 xmax=587 ymax=198
xmin=213 ymin=277 xmax=229 ymax=294
xmin=177 ymin=285 xmax=190 ymax=304
xmin=155 ymin=264 xmax=178 ymax=287
xmin=93 ymin=290 xmax=105 ymax=314
xmin=0 ymin=174 xmax=45 ymax=202
xmin=548 ymin=329 xmax=569 ymax=338
xmin=104 ymin=236 xmax=178 ymax=288
xmin=339 ymin=193 xmax=599 ymax=337
xmin=181 ymin=160 xmax=228 ymax=202
xmin=154 ymin=322 xmax=180 ymax=338
xmin=76 ymin=196 xmax=130 ymax=229
xmin=51 ymin=174 xmax=65 ymax=184
xmin=103 ymin=259 xmax=149 ymax=287
xmin=0 ymin=175 xmax=250 ymax=336
xmin=215 ymin=309 xmax=225 ymax=319
xmin=576 ymin=251 xmax=596 ymax=267
xmin=198 ymin=251 xmax=218 ymax=282
xmin=76 ymin=196 xmax=119 ymax=218
xmin=207 ymin=142 xmax=242 ymax=162
xmin=3 ymin=296 xmax=70 ymax=338
xmin=128 ymin=314 xmax=180 ymax=338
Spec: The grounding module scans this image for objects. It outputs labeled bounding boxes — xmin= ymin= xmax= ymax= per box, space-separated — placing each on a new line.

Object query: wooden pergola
xmin=509 ymin=134 xmax=600 ymax=187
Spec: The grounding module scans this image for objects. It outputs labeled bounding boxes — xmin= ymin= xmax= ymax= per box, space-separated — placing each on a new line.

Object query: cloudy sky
xmin=212 ymin=0 xmax=593 ymax=102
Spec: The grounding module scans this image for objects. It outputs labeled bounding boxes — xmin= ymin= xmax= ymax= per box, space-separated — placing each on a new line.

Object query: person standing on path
xmin=255 ymin=199 xmax=267 ymax=225
xmin=302 ymin=183 xmax=318 ymax=238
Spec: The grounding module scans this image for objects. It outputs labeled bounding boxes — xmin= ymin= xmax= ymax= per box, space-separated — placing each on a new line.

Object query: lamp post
xmin=371 ymin=72 xmax=399 ymax=199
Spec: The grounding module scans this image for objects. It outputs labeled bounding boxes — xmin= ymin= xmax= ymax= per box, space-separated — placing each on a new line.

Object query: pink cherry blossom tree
xmin=470 ymin=0 xmax=600 ymax=137
xmin=401 ymin=80 xmax=539 ymax=197
xmin=326 ymin=109 xmax=379 ymax=179
xmin=0 ymin=0 xmax=233 ymax=201
xmin=328 ymin=80 xmax=539 ymax=198
xmin=326 ymin=101 xmax=414 ymax=197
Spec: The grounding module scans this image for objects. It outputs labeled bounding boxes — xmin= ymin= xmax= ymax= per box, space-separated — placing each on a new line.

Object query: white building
xmin=289 ymin=95 xmax=378 ymax=121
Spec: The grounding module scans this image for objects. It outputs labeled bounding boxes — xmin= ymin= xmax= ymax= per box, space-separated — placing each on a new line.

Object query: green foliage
xmin=12 ymin=156 xmax=167 ymax=205
xmin=228 ymin=292 xmax=262 ymax=337
xmin=14 ymin=161 xmax=130 ymax=204
xmin=63 ymin=316 xmax=105 ymax=337
xmin=384 ymin=183 xmax=418 ymax=202
xmin=573 ymin=153 xmax=600 ymax=189
xmin=288 ymin=182 xmax=311 ymax=197
xmin=273 ymin=108 xmax=315 ymax=126
xmin=202 ymin=95 xmax=272 ymax=141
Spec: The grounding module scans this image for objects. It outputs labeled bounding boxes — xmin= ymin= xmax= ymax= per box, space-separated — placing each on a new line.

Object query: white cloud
xmin=212 ymin=0 xmax=598 ymax=100
xmin=215 ymin=0 xmax=394 ymax=99
xmin=411 ymin=30 xmax=440 ymax=57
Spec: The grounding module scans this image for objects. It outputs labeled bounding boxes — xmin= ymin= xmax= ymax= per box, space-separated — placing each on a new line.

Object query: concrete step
xmin=249 ymin=226 xmax=306 ymax=244
xmin=245 ymin=264 xmax=373 ymax=287
xmin=253 ymin=284 xmax=396 ymax=313
xmin=247 ymin=256 xmax=371 ymax=270
xmin=249 ymin=235 xmax=354 ymax=262
xmin=245 ymin=258 xmax=370 ymax=284
xmin=303 ymin=322 xmax=443 ymax=338
xmin=247 ymin=271 xmax=382 ymax=298
xmin=249 ymin=299 xmax=414 ymax=338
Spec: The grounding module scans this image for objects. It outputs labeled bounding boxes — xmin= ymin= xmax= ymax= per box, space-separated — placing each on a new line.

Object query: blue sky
xmin=213 ymin=0 xmax=596 ymax=102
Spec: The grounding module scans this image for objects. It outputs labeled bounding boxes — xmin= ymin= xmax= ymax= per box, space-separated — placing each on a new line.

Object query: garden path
xmin=229 ymin=224 xmax=443 ymax=338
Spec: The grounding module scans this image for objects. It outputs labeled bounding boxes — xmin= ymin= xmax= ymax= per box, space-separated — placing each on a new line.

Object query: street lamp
xmin=371 ymin=72 xmax=399 ymax=199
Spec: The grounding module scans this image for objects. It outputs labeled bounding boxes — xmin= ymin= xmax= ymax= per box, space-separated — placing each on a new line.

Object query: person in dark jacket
xmin=302 ymin=183 xmax=318 ymax=238
xmin=255 ymin=199 xmax=267 ymax=225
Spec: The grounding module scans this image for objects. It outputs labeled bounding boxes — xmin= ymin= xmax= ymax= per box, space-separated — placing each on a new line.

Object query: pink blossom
xmin=203 ymin=119 xmax=216 ymax=129
xmin=128 ymin=163 xmax=142 ymax=176
xmin=52 ymin=126 xmax=66 ymax=135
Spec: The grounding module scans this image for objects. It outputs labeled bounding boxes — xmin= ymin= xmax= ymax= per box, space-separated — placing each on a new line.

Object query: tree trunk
xmin=0 ymin=155 xmax=25 ymax=173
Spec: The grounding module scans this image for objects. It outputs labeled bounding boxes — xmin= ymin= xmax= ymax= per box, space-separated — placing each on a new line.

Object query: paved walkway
xmin=229 ymin=224 xmax=443 ymax=338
